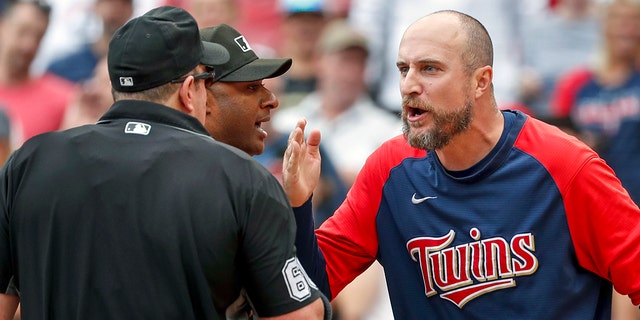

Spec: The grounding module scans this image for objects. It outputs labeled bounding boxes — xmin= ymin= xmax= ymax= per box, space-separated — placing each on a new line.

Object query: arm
xmin=282 ymin=119 xmax=332 ymax=297
xmin=612 ymin=289 xmax=640 ymax=320
xmin=293 ymin=198 xmax=331 ymax=298
xmin=331 ymin=261 xmax=386 ymax=320
xmin=0 ymin=294 xmax=18 ymax=320
xmin=563 ymin=157 xmax=640 ymax=305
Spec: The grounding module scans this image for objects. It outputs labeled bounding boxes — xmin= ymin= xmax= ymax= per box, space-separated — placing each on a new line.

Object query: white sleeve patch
xmin=281 ymin=257 xmax=318 ymax=302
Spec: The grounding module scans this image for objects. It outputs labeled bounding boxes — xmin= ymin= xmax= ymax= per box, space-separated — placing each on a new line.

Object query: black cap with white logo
xmin=200 ymin=24 xmax=292 ymax=82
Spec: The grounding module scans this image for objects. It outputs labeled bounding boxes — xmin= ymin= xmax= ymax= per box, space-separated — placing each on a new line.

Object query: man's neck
xmin=435 ymin=107 xmax=504 ymax=171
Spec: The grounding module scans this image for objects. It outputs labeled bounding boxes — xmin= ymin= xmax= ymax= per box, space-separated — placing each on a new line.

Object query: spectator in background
xmin=550 ymin=0 xmax=640 ymax=205
xmin=30 ymin=0 xmax=157 ymax=76
xmin=60 ymin=56 xmax=111 ymax=129
xmin=45 ymin=0 xmax=133 ymax=83
xmin=0 ymin=0 xmax=76 ymax=147
xmin=274 ymin=19 xmax=402 ymax=186
xmin=519 ymin=0 xmax=601 ymax=117
xmin=277 ymin=0 xmax=328 ymax=108
xmin=28 ymin=0 xmax=97 ymax=75
xmin=348 ymin=0 xmax=528 ymax=114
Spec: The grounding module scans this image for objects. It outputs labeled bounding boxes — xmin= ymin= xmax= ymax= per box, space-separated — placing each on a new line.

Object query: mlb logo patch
xmin=234 ymin=36 xmax=252 ymax=52
xmin=124 ymin=122 xmax=151 ymax=135
xmin=119 ymin=77 xmax=134 ymax=86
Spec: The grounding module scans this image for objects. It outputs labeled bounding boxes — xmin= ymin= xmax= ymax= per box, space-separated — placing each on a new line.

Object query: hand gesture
xmin=283 ymin=119 xmax=322 ymax=207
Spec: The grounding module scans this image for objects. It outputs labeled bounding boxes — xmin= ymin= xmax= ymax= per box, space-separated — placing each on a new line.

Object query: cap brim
xmin=218 ymin=58 xmax=292 ymax=82
xmin=201 ymin=42 xmax=230 ymax=66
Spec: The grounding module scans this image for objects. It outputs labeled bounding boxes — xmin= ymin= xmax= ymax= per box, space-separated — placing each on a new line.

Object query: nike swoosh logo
xmin=411 ymin=193 xmax=437 ymax=204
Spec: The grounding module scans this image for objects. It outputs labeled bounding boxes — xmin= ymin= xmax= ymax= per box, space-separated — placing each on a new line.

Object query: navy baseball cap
xmin=108 ymin=6 xmax=230 ymax=92
xmin=199 ymin=24 xmax=292 ymax=82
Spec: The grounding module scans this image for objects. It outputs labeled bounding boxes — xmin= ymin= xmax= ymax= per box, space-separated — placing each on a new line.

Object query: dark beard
xmin=401 ymin=96 xmax=473 ymax=150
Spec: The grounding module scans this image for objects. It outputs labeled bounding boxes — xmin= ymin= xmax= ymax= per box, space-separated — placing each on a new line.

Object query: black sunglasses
xmin=170 ymin=71 xmax=216 ymax=88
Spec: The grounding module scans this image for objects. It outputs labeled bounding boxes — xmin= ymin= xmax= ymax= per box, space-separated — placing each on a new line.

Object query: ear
xmin=473 ymin=65 xmax=493 ymax=99
xmin=178 ymin=76 xmax=196 ymax=114
xmin=204 ymin=86 xmax=217 ymax=116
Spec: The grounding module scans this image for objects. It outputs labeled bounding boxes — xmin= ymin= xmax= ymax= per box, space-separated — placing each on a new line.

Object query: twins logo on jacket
xmin=407 ymin=228 xmax=537 ymax=308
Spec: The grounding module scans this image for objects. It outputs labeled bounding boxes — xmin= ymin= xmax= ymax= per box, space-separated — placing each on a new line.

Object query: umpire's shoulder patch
xmin=281 ymin=257 xmax=318 ymax=302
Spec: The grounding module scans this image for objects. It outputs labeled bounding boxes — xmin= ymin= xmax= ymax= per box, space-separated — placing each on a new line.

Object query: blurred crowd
xmin=0 ymin=0 xmax=638 ymax=319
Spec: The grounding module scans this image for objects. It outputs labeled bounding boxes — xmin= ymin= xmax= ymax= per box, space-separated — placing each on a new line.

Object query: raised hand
xmin=283 ymin=118 xmax=322 ymax=207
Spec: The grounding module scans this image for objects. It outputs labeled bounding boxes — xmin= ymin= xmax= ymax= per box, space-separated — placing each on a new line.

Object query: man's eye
xmin=248 ymin=83 xmax=265 ymax=91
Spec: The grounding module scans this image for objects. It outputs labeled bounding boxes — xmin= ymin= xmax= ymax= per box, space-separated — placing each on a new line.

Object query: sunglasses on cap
xmin=171 ymin=71 xmax=216 ymax=88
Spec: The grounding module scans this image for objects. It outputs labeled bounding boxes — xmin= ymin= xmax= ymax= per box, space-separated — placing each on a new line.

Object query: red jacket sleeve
xmin=563 ymin=157 xmax=640 ymax=305
xmin=315 ymin=135 xmax=426 ymax=298
xmin=516 ymin=117 xmax=640 ymax=305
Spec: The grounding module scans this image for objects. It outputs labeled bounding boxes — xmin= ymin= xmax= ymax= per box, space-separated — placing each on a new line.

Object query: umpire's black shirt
xmin=0 ymin=100 xmax=321 ymax=319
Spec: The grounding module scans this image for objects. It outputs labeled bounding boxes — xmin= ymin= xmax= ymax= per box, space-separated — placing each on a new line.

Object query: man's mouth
xmin=409 ymin=107 xmax=426 ymax=117
xmin=405 ymin=106 xmax=428 ymax=121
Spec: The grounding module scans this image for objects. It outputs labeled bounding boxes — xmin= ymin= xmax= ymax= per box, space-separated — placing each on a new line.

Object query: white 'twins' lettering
xmin=406 ymin=228 xmax=538 ymax=308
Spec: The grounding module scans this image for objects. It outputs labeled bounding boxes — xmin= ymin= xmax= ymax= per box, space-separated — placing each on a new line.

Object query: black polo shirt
xmin=0 ymin=100 xmax=320 ymax=319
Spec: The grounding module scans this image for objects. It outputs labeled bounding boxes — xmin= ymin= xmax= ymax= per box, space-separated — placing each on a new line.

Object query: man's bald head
xmin=408 ymin=10 xmax=493 ymax=75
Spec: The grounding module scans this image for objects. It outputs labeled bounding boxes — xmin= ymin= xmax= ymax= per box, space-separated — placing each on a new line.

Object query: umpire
xmin=0 ymin=6 xmax=328 ymax=319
